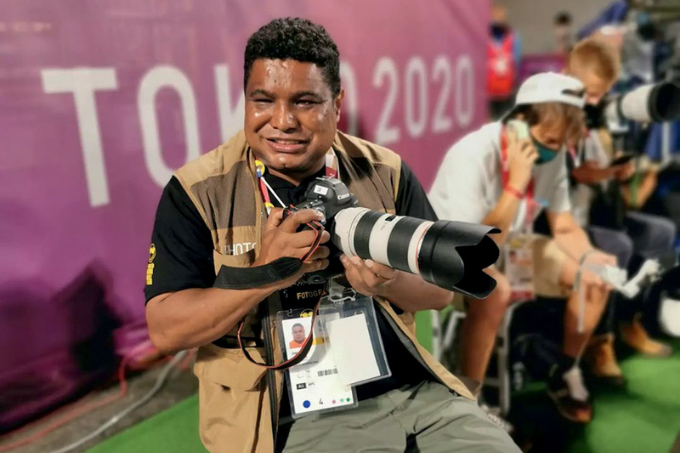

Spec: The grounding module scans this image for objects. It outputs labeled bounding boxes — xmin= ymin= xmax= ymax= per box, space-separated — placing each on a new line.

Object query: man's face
xmin=529 ymin=122 xmax=567 ymax=152
xmin=570 ymin=67 xmax=613 ymax=105
xmin=244 ymin=59 xmax=343 ymax=177
xmin=292 ymin=325 xmax=305 ymax=343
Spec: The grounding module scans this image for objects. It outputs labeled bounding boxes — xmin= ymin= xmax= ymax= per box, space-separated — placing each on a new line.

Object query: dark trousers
xmin=589 ymin=212 xmax=677 ymax=334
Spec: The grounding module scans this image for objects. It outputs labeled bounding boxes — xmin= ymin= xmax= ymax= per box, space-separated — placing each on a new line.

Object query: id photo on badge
xmin=281 ymin=316 xmax=320 ymax=365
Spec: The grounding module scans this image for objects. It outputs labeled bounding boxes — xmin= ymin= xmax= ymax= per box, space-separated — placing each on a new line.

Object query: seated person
xmin=145 ymin=17 xmax=519 ymax=453
xmin=429 ymin=72 xmax=616 ymax=424
xmin=565 ymin=38 xmax=675 ymax=380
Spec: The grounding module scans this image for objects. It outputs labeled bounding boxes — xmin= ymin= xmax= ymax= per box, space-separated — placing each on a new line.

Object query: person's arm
xmin=342 ymin=162 xmax=469 ymax=312
xmin=621 ymin=169 xmax=657 ymax=209
xmin=481 ymin=130 xmax=537 ymax=246
xmin=429 ymin=128 xmax=536 ymax=247
xmin=340 ymin=255 xmax=452 ymax=312
xmin=147 ymin=287 xmax=273 ymax=353
xmin=144 ymin=178 xmax=329 ymax=353
xmin=571 ymin=160 xmax=619 ymax=184
xmin=482 ymin=191 xmax=523 ymax=246
xmin=547 ymin=210 xmax=595 ymax=262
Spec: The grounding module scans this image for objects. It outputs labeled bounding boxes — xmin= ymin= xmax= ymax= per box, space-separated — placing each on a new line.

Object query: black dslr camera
xmin=283 ymin=177 xmax=359 ymax=284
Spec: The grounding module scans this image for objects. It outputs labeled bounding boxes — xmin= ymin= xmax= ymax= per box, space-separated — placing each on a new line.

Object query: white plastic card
xmin=278 ymin=308 xmax=356 ymax=418
xmin=276 ymin=289 xmax=391 ymax=418
xmin=504 ymin=234 xmax=535 ymax=301
xmin=326 ymin=313 xmax=381 ymax=386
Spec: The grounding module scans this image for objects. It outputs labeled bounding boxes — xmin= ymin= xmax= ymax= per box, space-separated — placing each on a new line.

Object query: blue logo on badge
xmin=303 ymin=400 xmax=311 ymax=408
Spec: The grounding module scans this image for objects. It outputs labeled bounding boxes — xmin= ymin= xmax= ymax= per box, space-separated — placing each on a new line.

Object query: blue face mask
xmin=532 ymin=135 xmax=560 ymax=164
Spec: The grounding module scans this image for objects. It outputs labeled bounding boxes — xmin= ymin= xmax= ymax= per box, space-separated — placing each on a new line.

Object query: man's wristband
xmin=504 ymin=185 xmax=524 ymax=200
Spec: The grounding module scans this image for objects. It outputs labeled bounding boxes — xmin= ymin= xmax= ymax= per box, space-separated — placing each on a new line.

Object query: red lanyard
xmin=500 ymin=126 xmax=537 ymax=231
xmin=256 ymin=152 xmax=338 ymax=213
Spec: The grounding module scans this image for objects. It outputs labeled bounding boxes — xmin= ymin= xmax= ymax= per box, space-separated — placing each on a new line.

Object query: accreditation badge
xmin=276 ymin=287 xmax=391 ymax=418
xmin=504 ymin=233 xmax=535 ymax=301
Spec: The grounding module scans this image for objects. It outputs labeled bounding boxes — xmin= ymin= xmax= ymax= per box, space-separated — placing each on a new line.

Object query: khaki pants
xmin=278 ymin=381 xmax=520 ymax=453
xmin=532 ymin=235 xmax=570 ymax=297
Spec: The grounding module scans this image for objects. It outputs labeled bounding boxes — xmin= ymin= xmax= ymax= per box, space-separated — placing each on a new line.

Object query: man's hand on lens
xmin=339 ymin=254 xmax=398 ymax=297
xmin=506 ymin=128 xmax=538 ymax=193
xmin=254 ymin=207 xmax=330 ymax=289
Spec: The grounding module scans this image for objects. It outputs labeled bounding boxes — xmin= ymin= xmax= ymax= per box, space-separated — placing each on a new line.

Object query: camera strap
xmin=223 ymin=151 xmax=339 ymax=370
xmin=237 ymin=295 xmax=325 ymax=371
xmin=257 ymin=150 xmax=339 ymax=215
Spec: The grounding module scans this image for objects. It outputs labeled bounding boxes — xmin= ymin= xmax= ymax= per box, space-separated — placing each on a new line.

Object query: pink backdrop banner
xmin=519 ymin=53 xmax=567 ymax=84
xmin=0 ymin=0 xmax=488 ymax=428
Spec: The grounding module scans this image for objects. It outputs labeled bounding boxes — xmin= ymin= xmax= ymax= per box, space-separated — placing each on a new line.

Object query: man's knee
xmin=467 ymin=270 xmax=512 ymax=321
xmin=591 ymin=228 xmax=634 ymax=268
xmin=480 ymin=269 xmax=512 ymax=308
xmin=492 ymin=270 xmax=512 ymax=306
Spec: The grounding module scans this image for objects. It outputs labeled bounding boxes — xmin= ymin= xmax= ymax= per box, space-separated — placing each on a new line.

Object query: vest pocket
xmin=194 ymin=343 xmax=268 ymax=452
xmin=213 ymin=249 xmax=255 ymax=274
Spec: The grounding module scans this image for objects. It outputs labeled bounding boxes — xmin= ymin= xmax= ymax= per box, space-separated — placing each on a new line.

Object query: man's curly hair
xmin=244 ymin=18 xmax=341 ymax=96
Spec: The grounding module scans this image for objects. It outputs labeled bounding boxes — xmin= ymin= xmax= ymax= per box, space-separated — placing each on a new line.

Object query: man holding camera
xmin=429 ymin=72 xmax=616 ymax=423
xmin=145 ymin=17 xmax=518 ymax=453
xmin=565 ymin=37 xmax=675 ymax=382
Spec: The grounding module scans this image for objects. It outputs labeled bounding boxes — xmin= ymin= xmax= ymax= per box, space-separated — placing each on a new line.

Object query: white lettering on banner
xmin=405 ymin=56 xmax=428 ymax=138
xmin=431 ymin=55 xmax=453 ymax=133
xmin=372 ymin=55 xmax=475 ymax=146
xmin=373 ymin=56 xmax=400 ymax=145
xmin=43 ymin=57 xmax=475 ymax=206
xmin=339 ymin=61 xmax=359 ymax=137
xmin=455 ymin=55 xmax=474 ymax=128
xmin=138 ymin=66 xmax=201 ymax=187
xmin=214 ymin=64 xmax=245 ymax=142
xmin=41 ymin=68 xmax=118 ymax=207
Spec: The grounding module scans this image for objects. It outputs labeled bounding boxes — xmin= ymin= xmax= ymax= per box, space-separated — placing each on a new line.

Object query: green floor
xmin=87 ymin=339 xmax=680 ymax=453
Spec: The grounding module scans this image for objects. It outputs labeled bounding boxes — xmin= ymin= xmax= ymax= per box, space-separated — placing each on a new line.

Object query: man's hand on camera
xmin=506 ymin=128 xmax=538 ymax=194
xmin=254 ymin=207 xmax=331 ymax=290
xmin=339 ymin=254 xmax=398 ymax=297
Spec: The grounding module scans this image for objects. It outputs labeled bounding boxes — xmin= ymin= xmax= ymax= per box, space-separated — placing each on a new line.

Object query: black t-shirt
xmin=145 ymin=162 xmax=438 ymax=403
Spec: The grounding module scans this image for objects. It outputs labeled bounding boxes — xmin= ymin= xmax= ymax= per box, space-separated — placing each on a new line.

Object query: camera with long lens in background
xmin=604 ymin=81 xmax=680 ymax=126
xmin=284 ymin=177 xmax=500 ymax=299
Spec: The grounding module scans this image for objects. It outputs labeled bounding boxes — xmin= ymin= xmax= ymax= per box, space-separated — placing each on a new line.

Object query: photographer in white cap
xmin=429 ymin=72 xmax=616 ymax=423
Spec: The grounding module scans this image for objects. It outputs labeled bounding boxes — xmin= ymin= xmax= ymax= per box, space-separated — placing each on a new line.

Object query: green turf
xmin=567 ymin=340 xmax=680 ymax=453
xmin=86 ymin=396 xmax=201 ymax=453
xmin=88 ymin=339 xmax=680 ymax=453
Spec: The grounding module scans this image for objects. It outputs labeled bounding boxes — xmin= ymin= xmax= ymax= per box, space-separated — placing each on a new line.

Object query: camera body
xmin=283 ymin=177 xmax=359 ymax=284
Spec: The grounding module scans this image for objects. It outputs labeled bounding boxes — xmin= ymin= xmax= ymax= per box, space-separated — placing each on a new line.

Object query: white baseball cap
xmin=515 ymin=72 xmax=586 ymax=109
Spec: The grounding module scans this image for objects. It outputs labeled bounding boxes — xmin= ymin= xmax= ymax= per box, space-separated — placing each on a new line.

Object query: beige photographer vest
xmin=174 ymin=130 xmax=475 ymax=453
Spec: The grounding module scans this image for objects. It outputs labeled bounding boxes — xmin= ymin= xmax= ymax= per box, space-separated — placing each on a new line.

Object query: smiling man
xmin=430 ymin=73 xmax=616 ymax=424
xmin=144 ymin=18 xmax=518 ymax=453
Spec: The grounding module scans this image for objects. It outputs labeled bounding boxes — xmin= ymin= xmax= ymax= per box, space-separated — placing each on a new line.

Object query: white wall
xmin=498 ymin=0 xmax=617 ymax=54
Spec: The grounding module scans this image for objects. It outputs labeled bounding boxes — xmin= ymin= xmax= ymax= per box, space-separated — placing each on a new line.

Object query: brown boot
xmin=583 ymin=334 xmax=626 ymax=387
xmin=620 ymin=315 xmax=673 ymax=357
